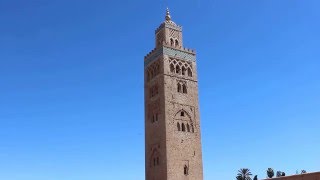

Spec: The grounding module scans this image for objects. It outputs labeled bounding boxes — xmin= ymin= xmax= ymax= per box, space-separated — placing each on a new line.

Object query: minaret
xmin=144 ymin=9 xmax=203 ymax=180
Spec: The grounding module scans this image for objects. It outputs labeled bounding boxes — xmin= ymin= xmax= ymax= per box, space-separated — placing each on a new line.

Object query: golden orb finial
xmin=165 ymin=7 xmax=171 ymax=21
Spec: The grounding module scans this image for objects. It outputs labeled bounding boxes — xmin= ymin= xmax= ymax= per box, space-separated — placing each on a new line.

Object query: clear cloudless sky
xmin=0 ymin=0 xmax=319 ymax=180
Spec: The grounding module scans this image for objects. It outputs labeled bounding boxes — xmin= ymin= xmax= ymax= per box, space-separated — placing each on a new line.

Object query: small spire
xmin=165 ymin=7 xmax=171 ymax=21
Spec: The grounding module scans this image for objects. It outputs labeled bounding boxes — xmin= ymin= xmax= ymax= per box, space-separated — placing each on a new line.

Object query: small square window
xmin=181 ymin=112 xmax=184 ymax=116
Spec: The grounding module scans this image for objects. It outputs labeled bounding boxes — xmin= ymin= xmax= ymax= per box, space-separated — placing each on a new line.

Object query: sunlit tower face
xmin=144 ymin=9 xmax=203 ymax=180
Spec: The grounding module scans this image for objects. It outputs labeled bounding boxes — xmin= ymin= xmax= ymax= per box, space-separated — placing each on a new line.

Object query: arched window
xmin=180 ymin=111 xmax=185 ymax=117
xmin=176 ymin=65 xmax=180 ymax=74
xmin=170 ymin=64 xmax=175 ymax=73
xmin=192 ymin=125 xmax=194 ymax=133
xmin=170 ymin=38 xmax=174 ymax=46
xmin=177 ymin=122 xmax=180 ymax=131
xmin=184 ymin=165 xmax=188 ymax=175
xmin=175 ymin=39 xmax=179 ymax=47
xmin=182 ymin=84 xmax=187 ymax=94
xmin=188 ymin=68 xmax=192 ymax=77
xmin=187 ymin=123 xmax=190 ymax=132
xmin=151 ymin=149 xmax=161 ymax=168
xmin=177 ymin=83 xmax=182 ymax=93
xmin=182 ymin=66 xmax=186 ymax=75
xmin=182 ymin=123 xmax=185 ymax=132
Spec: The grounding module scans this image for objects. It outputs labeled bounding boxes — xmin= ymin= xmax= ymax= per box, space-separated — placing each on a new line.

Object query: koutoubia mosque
xmin=144 ymin=8 xmax=203 ymax=180
xmin=143 ymin=8 xmax=320 ymax=180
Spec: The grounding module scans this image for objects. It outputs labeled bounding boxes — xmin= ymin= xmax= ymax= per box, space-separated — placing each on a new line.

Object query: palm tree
xmin=267 ymin=168 xmax=274 ymax=178
xmin=236 ymin=168 xmax=252 ymax=180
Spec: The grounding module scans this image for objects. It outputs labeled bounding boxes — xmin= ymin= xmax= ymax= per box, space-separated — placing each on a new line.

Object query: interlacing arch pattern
xmin=175 ymin=109 xmax=194 ymax=133
xmin=169 ymin=58 xmax=193 ymax=77
xmin=147 ymin=61 xmax=160 ymax=82
xmin=169 ymin=29 xmax=179 ymax=39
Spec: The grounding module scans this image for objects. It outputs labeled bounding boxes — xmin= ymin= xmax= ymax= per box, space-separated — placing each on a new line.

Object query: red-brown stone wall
xmin=262 ymin=172 xmax=320 ymax=180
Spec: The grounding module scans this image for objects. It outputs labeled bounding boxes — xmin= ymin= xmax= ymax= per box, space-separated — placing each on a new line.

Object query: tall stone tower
xmin=144 ymin=9 xmax=203 ymax=180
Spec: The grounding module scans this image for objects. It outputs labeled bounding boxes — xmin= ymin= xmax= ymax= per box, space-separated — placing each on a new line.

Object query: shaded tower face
xmin=144 ymin=9 xmax=203 ymax=180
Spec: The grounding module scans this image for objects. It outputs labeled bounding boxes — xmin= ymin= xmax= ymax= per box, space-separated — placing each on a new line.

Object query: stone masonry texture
xmin=144 ymin=10 xmax=204 ymax=180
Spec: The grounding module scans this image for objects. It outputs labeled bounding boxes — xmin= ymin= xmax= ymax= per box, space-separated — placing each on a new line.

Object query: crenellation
xmin=144 ymin=45 xmax=196 ymax=62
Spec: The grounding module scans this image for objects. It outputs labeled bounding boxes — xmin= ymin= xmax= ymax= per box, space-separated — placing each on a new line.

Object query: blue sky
xmin=0 ymin=0 xmax=319 ymax=180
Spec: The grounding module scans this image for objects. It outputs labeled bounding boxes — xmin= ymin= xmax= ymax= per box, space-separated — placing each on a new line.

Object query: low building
xmin=263 ymin=172 xmax=320 ymax=180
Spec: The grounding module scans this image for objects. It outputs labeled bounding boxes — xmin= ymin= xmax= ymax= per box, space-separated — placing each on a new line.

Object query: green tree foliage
xmin=236 ymin=168 xmax=252 ymax=180
xmin=281 ymin=172 xmax=286 ymax=176
xmin=253 ymin=175 xmax=258 ymax=180
xmin=267 ymin=168 xmax=274 ymax=178
xmin=301 ymin=170 xmax=307 ymax=174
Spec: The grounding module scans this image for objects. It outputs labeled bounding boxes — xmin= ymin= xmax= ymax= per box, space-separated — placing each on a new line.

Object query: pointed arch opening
xmin=184 ymin=165 xmax=189 ymax=175
xmin=182 ymin=84 xmax=187 ymax=94
xmin=176 ymin=65 xmax=181 ymax=74
xmin=175 ymin=109 xmax=191 ymax=120
xmin=150 ymin=148 xmax=160 ymax=168
xmin=177 ymin=83 xmax=182 ymax=93
xmin=182 ymin=66 xmax=186 ymax=75
xmin=170 ymin=63 xmax=175 ymax=73
xmin=175 ymin=39 xmax=179 ymax=47
xmin=182 ymin=123 xmax=185 ymax=132
xmin=188 ymin=67 xmax=192 ymax=77
xmin=170 ymin=38 xmax=174 ymax=46
xmin=174 ymin=110 xmax=193 ymax=134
